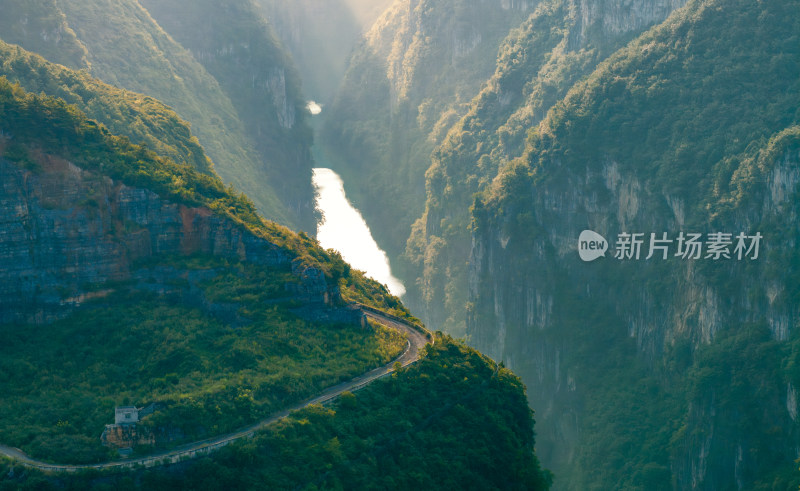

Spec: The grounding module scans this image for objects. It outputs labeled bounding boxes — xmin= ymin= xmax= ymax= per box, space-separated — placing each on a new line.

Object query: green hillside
xmin=138 ymin=0 xmax=317 ymax=229
xmin=0 ymin=40 xmax=213 ymax=174
xmin=464 ymin=0 xmax=800 ymax=487
xmin=0 ymin=279 xmax=405 ymax=464
xmin=0 ymin=75 xmax=549 ymax=487
xmin=1 ymin=0 xmax=314 ymax=229
xmin=0 ymin=336 xmax=552 ymax=490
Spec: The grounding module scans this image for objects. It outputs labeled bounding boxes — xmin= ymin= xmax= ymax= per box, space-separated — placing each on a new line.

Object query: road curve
xmin=0 ymin=307 xmax=432 ymax=474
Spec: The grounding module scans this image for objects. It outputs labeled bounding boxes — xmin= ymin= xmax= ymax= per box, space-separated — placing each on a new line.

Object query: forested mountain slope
xmin=407 ymin=0 xmax=687 ymax=334
xmin=464 ymin=0 xmax=799 ymax=487
xmin=326 ymin=0 xmax=800 ymax=487
xmin=1 ymin=335 xmax=552 ymax=490
xmin=138 ymin=0 xmax=316 ymax=230
xmin=0 ymin=0 xmax=314 ymax=230
xmin=0 ymin=73 xmax=549 ymax=489
xmin=0 ymin=40 xmax=213 ymax=174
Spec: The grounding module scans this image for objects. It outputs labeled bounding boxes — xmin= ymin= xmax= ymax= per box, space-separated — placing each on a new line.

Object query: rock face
xmin=570 ymin=0 xmax=687 ymax=48
xmin=100 ymin=424 xmax=155 ymax=450
xmin=405 ymin=0 xmax=689 ymax=336
xmin=458 ymin=0 xmax=800 ymax=486
xmin=467 ymin=146 xmax=800 ymax=489
xmin=0 ymin=154 xmax=334 ymax=325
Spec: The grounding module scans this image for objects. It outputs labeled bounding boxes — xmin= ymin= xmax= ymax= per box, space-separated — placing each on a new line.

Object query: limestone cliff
xmin=463 ymin=0 xmax=800 ymax=487
xmin=406 ymin=0 xmax=688 ymax=335
xmin=0 ymin=153 xmax=331 ymax=326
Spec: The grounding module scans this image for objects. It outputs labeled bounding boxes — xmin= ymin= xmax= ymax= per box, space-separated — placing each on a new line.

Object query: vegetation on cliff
xmin=0 ymin=0 xmax=314 ymax=229
xmin=0 ymin=40 xmax=213 ymax=174
xmin=405 ymin=0 xmax=689 ymax=336
xmin=138 ymin=0 xmax=316 ymax=230
xmin=0 ymin=71 xmax=416 ymax=310
xmin=0 ymin=76 xmax=426 ymax=463
xmin=465 ymin=0 xmax=800 ymax=487
xmin=0 ymin=336 xmax=552 ymax=490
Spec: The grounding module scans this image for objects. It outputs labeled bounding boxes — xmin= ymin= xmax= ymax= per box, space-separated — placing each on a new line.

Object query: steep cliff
xmin=0 ymin=154 xmax=299 ymax=325
xmin=407 ymin=0 xmax=687 ymax=335
xmin=466 ymin=0 xmax=800 ymax=487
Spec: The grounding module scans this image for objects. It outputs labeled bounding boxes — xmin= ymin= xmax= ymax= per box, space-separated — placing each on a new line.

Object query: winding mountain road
xmin=0 ymin=307 xmax=432 ymax=474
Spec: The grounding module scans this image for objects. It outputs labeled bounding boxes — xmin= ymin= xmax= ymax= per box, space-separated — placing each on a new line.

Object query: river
xmin=312 ymin=167 xmax=406 ymax=297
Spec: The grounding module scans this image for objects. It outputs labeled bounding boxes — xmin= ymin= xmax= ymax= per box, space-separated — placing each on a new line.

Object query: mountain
xmin=324 ymin=0 xmax=800 ymax=487
xmin=455 ymin=0 xmax=798 ymax=487
xmin=0 ymin=17 xmax=550 ymax=489
xmin=0 ymin=40 xmax=549 ymax=489
xmin=0 ymin=0 xmax=315 ymax=230
xmin=0 ymin=39 xmax=213 ymax=174
xmin=406 ymin=0 xmax=688 ymax=335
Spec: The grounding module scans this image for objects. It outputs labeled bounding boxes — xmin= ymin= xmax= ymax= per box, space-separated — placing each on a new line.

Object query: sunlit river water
xmin=312 ymin=167 xmax=406 ymax=297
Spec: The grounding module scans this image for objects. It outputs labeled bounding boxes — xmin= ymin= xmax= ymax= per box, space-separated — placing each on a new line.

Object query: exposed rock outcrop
xmin=100 ymin=424 xmax=155 ymax=450
xmin=0 ymin=154 xmax=332 ymax=325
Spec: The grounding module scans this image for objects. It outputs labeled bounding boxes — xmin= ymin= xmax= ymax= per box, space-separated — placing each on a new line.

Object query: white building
xmin=114 ymin=406 xmax=139 ymax=425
